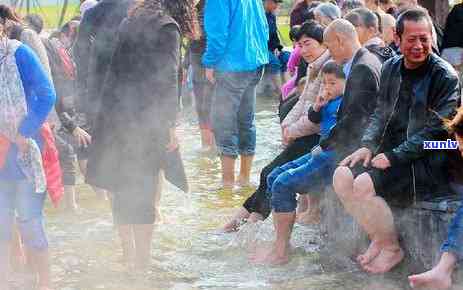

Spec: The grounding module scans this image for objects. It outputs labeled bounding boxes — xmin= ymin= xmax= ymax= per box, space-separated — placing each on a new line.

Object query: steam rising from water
xmin=41 ymin=98 xmax=408 ymax=290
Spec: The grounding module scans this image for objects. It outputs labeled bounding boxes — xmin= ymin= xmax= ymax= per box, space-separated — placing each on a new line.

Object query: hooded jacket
xmin=202 ymin=0 xmax=269 ymax=72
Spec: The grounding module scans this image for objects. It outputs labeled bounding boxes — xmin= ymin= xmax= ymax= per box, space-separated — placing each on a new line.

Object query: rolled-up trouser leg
xmin=15 ymin=181 xmax=48 ymax=251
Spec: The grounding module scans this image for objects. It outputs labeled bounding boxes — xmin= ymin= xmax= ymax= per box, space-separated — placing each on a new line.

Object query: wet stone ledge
xmin=319 ymin=188 xmax=461 ymax=274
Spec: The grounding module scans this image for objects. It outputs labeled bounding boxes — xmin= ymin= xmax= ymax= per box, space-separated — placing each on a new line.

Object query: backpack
xmin=42 ymin=38 xmax=76 ymax=81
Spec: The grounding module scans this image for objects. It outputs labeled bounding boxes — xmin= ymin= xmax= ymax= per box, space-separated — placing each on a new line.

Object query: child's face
xmin=322 ymin=73 xmax=345 ymax=101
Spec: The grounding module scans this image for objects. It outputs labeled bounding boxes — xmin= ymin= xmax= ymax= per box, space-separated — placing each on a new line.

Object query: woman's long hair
xmin=129 ymin=0 xmax=198 ymax=39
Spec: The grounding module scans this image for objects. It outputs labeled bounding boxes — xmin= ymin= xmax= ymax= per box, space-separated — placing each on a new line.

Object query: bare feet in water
xmin=408 ymin=253 xmax=456 ymax=289
xmin=362 ymin=246 xmax=404 ymax=274
xmin=221 ymin=207 xmax=251 ymax=232
xmin=408 ymin=267 xmax=452 ymax=289
xmin=357 ymin=240 xmax=381 ymax=266
xmin=249 ymin=242 xmax=290 ymax=265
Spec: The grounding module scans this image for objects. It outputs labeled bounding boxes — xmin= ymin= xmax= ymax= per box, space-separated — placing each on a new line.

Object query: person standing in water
xmin=203 ymin=0 xmax=269 ymax=192
xmin=86 ymin=0 xmax=194 ymax=271
xmin=0 ymin=14 xmax=57 ymax=290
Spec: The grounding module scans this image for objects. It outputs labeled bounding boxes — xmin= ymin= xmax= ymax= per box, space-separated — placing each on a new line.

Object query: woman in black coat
xmin=86 ymin=0 xmax=196 ymax=270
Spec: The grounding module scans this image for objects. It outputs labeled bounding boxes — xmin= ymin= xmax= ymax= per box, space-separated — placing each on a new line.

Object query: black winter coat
xmin=74 ymin=0 xmax=134 ymax=120
xmin=86 ymin=14 xmax=188 ymax=195
xmin=361 ymin=54 xmax=460 ymax=200
xmin=442 ymin=3 xmax=463 ymax=49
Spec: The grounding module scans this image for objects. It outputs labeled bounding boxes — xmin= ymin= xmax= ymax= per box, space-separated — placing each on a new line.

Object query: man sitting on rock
xmin=332 ymin=8 xmax=460 ymax=274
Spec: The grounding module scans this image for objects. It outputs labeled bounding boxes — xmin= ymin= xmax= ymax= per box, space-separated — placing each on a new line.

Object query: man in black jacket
xmin=333 ymin=8 xmax=460 ymax=274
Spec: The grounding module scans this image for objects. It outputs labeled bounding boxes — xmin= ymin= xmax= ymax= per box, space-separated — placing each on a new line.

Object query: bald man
xmin=319 ymin=19 xmax=381 ymax=163
xmin=250 ymin=19 xmax=382 ymax=265
xmin=381 ymin=13 xmax=396 ymax=46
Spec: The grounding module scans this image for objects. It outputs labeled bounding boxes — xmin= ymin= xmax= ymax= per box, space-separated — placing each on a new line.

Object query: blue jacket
xmin=0 ymin=44 xmax=56 ymax=180
xmin=308 ymin=96 xmax=343 ymax=140
xmin=202 ymin=0 xmax=269 ymax=72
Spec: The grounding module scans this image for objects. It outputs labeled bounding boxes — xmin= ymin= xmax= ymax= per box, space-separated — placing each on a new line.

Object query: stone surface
xmin=319 ymin=188 xmax=461 ymax=273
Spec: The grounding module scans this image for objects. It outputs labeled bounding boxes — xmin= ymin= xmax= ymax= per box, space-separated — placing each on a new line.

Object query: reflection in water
xmin=41 ymin=98 xmax=408 ymax=289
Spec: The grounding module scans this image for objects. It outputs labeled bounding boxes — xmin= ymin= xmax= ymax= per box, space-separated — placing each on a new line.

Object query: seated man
xmin=333 ymin=8 xmax=460 ymax=274
xmin=344 ymin=8 xmax=396 ymax=63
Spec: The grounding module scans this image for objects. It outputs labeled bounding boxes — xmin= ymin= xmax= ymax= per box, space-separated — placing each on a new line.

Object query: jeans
xmin=213 ymin=68 xmax=263 ymax=157
xmin=0 ymin=179 xmax=48 ymax=250
xmin=441 ymin=202 xmax=463 ymax=261
xmin=267 ymin=149 xmax=336 ymax=213
xmin=243 ymin=134 xmax=319 ymax=219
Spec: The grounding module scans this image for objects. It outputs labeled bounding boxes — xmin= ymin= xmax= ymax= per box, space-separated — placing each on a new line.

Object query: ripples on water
xmin=42 ymin=98 xmax=409 ymax=289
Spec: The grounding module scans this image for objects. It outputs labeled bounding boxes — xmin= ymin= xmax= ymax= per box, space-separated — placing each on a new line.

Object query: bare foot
xmin=249 ymin=242 xmax=289 ymax=265
xmin=222 ymin=219 xmax=240 ymax=233
xmin=220 ymin=207 xmax=251 ymax=232
xmin=296 ymin=209 xmax=320 ymax=225
xmin=357 ymin=240 xmax=381 ymax=266
xmin=408 ymin=267 xmax=452 ymax=289
xmin=362 ymin=247 xmax=404 ymax=274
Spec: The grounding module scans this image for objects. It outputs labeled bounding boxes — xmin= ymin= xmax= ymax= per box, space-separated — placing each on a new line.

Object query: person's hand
xmin=166 ymin=128 xmax=179 ymax=152
xmin=339 ymin=147 xmax=373 ymax=168
xmin=205 ymin=69 xmax=215 ymax=84
xmin=371 ymin=153 xmax=391 ymax=170
xmin=282 ymin=127 xmax=293 ymax=145
xmin=313 ymin=95 xmax=327 ymax=112
xmin=15 ymin=134 xmax=29 ymax=154
xmin=73 ymin=127 xmax=92 ymax=147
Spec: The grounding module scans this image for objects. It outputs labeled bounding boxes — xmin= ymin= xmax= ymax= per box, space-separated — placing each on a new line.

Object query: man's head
xmin=321 ymin=61 xmax=346 ymax=101
xmin=295 ymin=20 xmax=326 ymax=63
xmin=264 ymin=0 xmax=282 ymax=13
xmin=324 ymin=19 xmax=362 ymax=64
xmin=24 ymin=14 xmax=44 ymax=34
xmin=396 ymin=0 xmax=418 ymax=12
xmin=344 ymin=8 xmax=380 ymax=45
xmin=341 ymin=0 xmax=365 ymax=16
xmin=396 ymin=8 xmax=433 ymax=69
xmin=314 ymin=2 xmax=341 ymax=27
xmin=381 ymin=13 xmax=396 ymax=45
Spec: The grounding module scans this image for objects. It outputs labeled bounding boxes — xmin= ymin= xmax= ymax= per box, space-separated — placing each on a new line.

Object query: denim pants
xmin=213 ymin=68 xmax=263 ymax=158
xmin=441 ymin=202 xmax=463 ymax=261
xmin=0 ymin=179 xmax=48 ymax=250
xmin=267 ymin=149 xmax=336 ymax=213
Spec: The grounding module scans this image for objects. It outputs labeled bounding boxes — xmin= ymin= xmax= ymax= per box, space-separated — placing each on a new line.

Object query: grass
xmin=278 ymin=23 xmax=292 ymax=48
xmin=16 ymin=4 xmax=80 ymax=29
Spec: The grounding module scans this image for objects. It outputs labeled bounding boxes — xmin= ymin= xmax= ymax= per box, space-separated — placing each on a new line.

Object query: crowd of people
xmin=0 ymin=0 xmax=463 ymax=289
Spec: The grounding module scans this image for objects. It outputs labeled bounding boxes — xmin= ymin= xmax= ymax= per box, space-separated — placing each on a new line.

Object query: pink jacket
xmin=281 ymin=50 xmax=331 ymax=140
